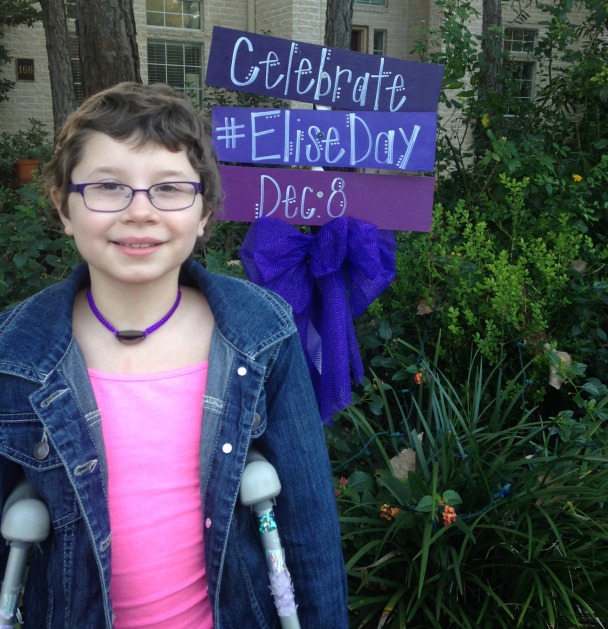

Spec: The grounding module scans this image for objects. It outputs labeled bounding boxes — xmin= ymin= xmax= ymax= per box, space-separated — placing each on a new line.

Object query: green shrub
xmin=329 ymin=342 xmax=608 ymax=627
xmin=0 ymin=185 xmax=78 ymax=308
xmin=362 ymin=153 xmax=607 ymax=416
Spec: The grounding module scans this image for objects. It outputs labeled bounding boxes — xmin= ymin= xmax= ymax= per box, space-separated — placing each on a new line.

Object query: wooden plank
xmin=212 ymin=107 xmax=437 ymax=171
xmin=219 ymin=165 xmax=434 ymax=231
xmin=206 ymin=26 xmax=444 ymax=113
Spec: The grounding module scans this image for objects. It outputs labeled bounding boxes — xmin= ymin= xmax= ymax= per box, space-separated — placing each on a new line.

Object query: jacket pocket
xmin=0 ymin=414 xmax=80 ymax=527
xmin=0 ymin=413 xmax=61 ymax=470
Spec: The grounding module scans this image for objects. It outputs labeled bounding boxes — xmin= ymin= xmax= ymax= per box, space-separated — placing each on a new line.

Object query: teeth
xmin=120 ymin=243 xmax=156 ymax=248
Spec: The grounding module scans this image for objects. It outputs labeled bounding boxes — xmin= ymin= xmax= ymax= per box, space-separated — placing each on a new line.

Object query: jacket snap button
xmin=33 ymin=441 xmax=50 ymax=461
xmin=205 ymin=518 xmax=212 ymax=528
xmin=252 ymin=413 xmax=261 ymax=429
xmin=237 ymin=366 xmax=247 ymax=376
xmin=222 ymin=443 xmax=233 ymax=454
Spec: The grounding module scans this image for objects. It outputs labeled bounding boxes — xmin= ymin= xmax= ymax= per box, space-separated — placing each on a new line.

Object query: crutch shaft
xmin=0 ymin=542 xmax=30 ymax=626
xmin=241 ymin=451 xmax=301 ymax=629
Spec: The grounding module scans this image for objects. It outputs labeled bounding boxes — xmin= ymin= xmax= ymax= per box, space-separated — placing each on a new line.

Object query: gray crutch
xmin=1 ymin=479 xmax=51 ymax=629
xmin=240 ymin=449 xmax=301 ymax=629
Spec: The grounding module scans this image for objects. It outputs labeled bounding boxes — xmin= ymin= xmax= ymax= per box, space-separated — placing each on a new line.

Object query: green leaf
xmin=582 ymin=381 xmax=599 ymax=397
xmin=417 ymin=519 xmax=433 ymax=597
xmin=378 ymin=320 xmax=392 ymax=340
xmin=416 ymin=495 xmax=434 ymax=512
xmin=368 ymin=400 xmax=384 ymax=416
xmin=13 ymin=252 xmax=27 ymax=269
xmin=442 ymin=490 xmax=462 ymax=505
xmin=345 ymin=538 xmax=383 ymax=572
xmin=377 ymin=472 xmax=411 ymax=504
xmin=348 ymin=470 xmax=375 ymax=492
xmin=391 ymin=369 xmax=411 ymax=381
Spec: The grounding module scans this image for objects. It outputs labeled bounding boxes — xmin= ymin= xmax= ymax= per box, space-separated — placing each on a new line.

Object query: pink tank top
xmin=88 ymin=363 xmax=213 ymax=629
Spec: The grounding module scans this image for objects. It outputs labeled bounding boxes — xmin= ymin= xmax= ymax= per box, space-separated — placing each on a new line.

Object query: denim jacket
xmin=0 ymin=259 xmax=348 ymax=628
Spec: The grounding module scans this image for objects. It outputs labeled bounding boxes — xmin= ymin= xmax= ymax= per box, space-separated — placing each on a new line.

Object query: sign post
xmin=206 ymin=26 xmax=444 ymax=422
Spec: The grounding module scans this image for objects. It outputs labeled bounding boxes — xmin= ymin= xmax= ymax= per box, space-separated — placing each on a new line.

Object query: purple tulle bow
xmin=240 ymin=217 xmax=396 ymax=424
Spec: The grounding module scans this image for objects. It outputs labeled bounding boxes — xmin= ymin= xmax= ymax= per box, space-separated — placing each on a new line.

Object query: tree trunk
xmin=74 ymin=0 xmax=140 ymax=98
xmin=324 ymin=0 xmax=354 ymax=49
xmin=481 ymin=0 xmax=503 ymax=95
xmin=39 ymin=0 xmax=76 ymax=139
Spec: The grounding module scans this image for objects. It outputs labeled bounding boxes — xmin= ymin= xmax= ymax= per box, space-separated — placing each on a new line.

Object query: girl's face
xmin=54 ymin=132 xmax=208 ymax=290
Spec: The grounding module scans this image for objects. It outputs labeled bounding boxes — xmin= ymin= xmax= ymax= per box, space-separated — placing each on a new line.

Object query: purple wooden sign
xmin=212 ymin=107 xmax=437 ymax=171
xmin=219 ymin=165 xmax=434 ymax=231
xmin=206 ymin=27 xmax=444 ymax=113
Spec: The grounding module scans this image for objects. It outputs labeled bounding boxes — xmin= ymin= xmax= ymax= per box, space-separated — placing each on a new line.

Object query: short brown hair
xmin=44 ymin=82 xmax=222 ymax=242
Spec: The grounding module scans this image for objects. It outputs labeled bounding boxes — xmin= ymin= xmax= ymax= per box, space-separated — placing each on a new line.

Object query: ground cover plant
xmin=328 ymin=341 xmax=608 ymax=627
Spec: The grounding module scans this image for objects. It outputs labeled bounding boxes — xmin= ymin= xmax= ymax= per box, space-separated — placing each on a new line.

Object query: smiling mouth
xmin=116 ymin=242 xmax=159 ymax=248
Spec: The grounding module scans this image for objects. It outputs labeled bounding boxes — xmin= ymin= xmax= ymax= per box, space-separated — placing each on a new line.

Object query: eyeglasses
xmin=67 ymin=181 xmax=204 ymax=212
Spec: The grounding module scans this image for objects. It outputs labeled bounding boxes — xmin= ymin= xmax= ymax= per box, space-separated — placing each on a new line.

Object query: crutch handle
xmin=1 ymin=480 xmax=50 ymax=627
xmin=240 ymin=452 xmax=281 ymax=507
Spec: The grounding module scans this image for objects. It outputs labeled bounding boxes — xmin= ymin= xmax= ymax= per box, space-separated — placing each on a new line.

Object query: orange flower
xmin=380 ymin=503 xmax=401 ymax=521
xmin=414 ymin=372 xmax=423 ymax=385
xmin=442 ymin=505 xmax=457 ymax=526
xmin=339 ymin=477 xmax=348 ymax=487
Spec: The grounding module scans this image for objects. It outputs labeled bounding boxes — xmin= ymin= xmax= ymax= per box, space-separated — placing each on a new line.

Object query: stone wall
xmin=1 ymin=21 xmax=54 ymax=134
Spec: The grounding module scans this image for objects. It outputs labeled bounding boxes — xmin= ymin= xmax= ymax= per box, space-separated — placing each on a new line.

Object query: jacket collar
xmin=180 ymin=258 xmax=295 ymax=359
xmin=0 ymin=264 xmax=88 ymax=382
xmin=0 ymin=259 xmax=294 ymax=382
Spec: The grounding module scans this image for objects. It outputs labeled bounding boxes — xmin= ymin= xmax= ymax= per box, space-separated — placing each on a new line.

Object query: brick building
xmin=0 ymin=0 xmax=556 ymax=134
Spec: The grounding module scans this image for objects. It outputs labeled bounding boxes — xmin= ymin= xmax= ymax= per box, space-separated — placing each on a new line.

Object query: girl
xmin=0 ymin=82 xmax=348 ymax=628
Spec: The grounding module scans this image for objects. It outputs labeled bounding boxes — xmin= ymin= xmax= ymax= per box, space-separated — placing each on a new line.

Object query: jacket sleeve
xmin=255 ymin=329 xmax=349 ymax=628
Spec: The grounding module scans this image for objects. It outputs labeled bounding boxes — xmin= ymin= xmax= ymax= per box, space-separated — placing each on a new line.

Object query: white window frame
xmin=503 ymin=27 xmax=537 ymax=103
xmin=373 ymin=29 xmax=387 ymax=56
xmin=355 ymin=0 xmax=387 ymax=6
xmin=146 ymin=0 xmax=202 ymax=30
xmin=65 ymin=0 xmax=76 ymax=20
xmin=503 ymin=27 xmax=536 ymax=53
xmin=147 ymin=40 xmax=204 ymax=106
xmin=68 ymin=34 xmax=84 ymax=105
xmin=505 ymin=60 xmax=535 ymax=102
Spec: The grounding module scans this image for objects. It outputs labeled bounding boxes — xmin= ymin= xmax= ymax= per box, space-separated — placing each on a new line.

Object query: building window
xmin=69 ymin=35 xmax=84 ymax=105
xmin=505 ymin=61 xmax=535 ymax=101
xmin=146 ymin=0 xmax=201 ymax=29
xmin=351 ymin=27 xmax=368 ymax=53
xmin=503 ymin=28 xmax=536 ymax=103
xmin=355 ymin=0 xmax=387 ymax=6
xmin=373 ymin=30 xmax=387 ymax=56
xmin=503 ymin=28 xmax=535 ymax=53
xmin=65 ymin=0 xmax=76 ymax=20
xmin=148 ymin=41 xmax=203 ymax=105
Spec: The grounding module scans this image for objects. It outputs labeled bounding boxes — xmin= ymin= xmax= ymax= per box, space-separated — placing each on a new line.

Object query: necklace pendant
xmin=115 ymin=330 xmax=147 ymax=344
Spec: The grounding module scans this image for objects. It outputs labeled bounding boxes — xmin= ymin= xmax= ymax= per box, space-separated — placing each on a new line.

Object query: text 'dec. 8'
xmin=256 ymin=175 xmax=346 ymax=221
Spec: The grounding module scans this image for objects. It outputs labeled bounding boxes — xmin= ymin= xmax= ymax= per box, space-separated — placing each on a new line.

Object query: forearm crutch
xmin=240 ymin=449 xmax=301 ymax=629
xmin=1 ymin=479 xmax=51 ymax=629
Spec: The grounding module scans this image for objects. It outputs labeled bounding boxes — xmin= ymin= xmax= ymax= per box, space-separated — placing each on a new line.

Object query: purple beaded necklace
xmin=86 ymin=288 xmax=182 ymax=344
